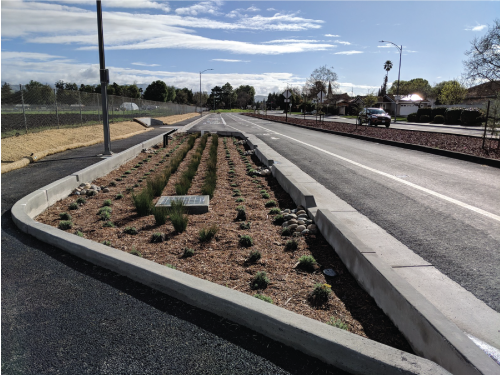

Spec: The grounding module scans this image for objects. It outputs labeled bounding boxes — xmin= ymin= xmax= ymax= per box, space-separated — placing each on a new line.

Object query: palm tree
xmin=380 ymin=60 xmax=393 ymax=96
xmin=384 ymin=60 xmax=393 ymax=75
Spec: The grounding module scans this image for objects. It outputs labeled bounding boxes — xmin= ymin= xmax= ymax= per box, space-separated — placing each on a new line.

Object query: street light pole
xmin=380 ymin=40 xmax=402 ymax=123
xmin=96 ymin=0 xmax=111 ymax=154
xmin=199 ymin=68 xmax=213 ymax=116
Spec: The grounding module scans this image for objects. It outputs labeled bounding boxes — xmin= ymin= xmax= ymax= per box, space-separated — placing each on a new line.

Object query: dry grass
xmin=1 ymin=113 xmax=199 ymax=172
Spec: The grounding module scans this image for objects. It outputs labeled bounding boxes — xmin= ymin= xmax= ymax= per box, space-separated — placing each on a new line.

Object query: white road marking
xmin=226 ymin=114 xmax=500 ymax=223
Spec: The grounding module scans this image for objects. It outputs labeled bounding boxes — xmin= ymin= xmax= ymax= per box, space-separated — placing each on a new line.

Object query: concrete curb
xmin=245 ymin=132 xmax=500 ymax=375
xmin=244 ymin=114 xmax=500 ymax=168
xmin=10 ymin=125 xmax=451 ymax=374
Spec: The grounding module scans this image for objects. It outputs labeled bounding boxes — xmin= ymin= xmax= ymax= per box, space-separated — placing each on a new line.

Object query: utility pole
xmin=96 ymin=0 xmax=111 ymax=155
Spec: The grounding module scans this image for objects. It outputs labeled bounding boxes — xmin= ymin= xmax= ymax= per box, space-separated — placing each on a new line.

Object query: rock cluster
xmin=237 ymin=140 xmax=247 ymax=145
xmin=280 ymin=205 xmax=317 ymax=236
xmin=253 ymin=166 xmax=271 ymax=176
xmin=244 ymin=150 xmax=255 ymax=155
xmin=72 ymin=183 xmax=108 ymax=196
xmin=141 ymin=147 xmax=156 ymax=154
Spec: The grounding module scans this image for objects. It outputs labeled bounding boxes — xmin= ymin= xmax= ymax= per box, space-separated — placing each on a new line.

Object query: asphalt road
xmin=267 ymin=111 xmax=486 ymax=137
xmin=191 ymin=113 xmax=500 ymax=312
xmin=1 ymin=118 xmax=346 ymax=374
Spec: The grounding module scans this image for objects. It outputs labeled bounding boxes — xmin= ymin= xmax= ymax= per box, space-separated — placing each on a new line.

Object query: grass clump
xmin=239 ymin=235 xmax=254 ymax=247
xmin=123 ymin=226 xmax=139 ymax=235
xmin=130 ymin=247 xmax=142 ymax=257
xmin=199 ymin=224 xmax=218 ymax=242
xmin=152 ymin=207 xmax=168 ymax=226
xmin=235 ymin=206 xmax=246 ymax=221
xmin=298 ymin=255 xmax=316 ymax=271
xmin=102 ymin=199 xmax=112 ymax=206
xmin=251 ymin=271 xmax=269 ymax=290
xmin=239 ymin=222 xmax=251 ymax=230
xmin=230 ymin=183 xmax=238 ymax=187
xmin=265 ymin=200 xmax=276 ymax=207
xmin=273 ymin=215 xmax=285 ymax=226
xmin=285 ymin=239 xmax=298 ymax=251
xmin=58 ymin=220 xmax=73 ymax=230
xmin=269 ymin=208 xmax=281 ymax=215
xmin=109 ymin=181 xmax=116 ymax=187
xmin=98 ymin=206 xmax=112 ymax=214
xmin=131 ymin=187 xmax=153 ymax=216
xmin=182 ymin=248 xmax=195 ymax=258
xmin=115 ymin=193 xmax=123 ymax=200
xmin=99 ymin=211 xmax=111 ymax=221
xmin=102 ymin=240 xmax=111 ymax=246
xmin=201 ymin=134 xmax=218 ymax=198
xmin=69 ymin=202 xmax=79 ymax=210
xmin=175 ymin=134 xmax=208 ymax=195
xmin=281 ymin=227 xmax=291 ymax=236
xmin=328 ymin=318 xmax=349 ymax=331
xmin=235 ymin=198 xmax=245 ymax=203
xmin=254 ymin=294 xmax=273 ymax=304
xmin=169 ymin=200 xmax=188 ymax=233
xmin=248 ymin=250 xmax=261 ymax=262
xmin=165 ymin=264 xmax=176 ymax=269
xmin=76 ymin=197 xmax=87 ymax=205
xmin=59 ymin=212 xmax=72 ymax=221
xmin=75 ymin=230 xmax=84 ymax=237
xmin=233 ymin=191 xmax=241 ymax=197
xmin=151 ymin=232 xmax=163 ymax=243
xmin=103 ymin=221 xmax=115 ymax=228
xmin=261 ymin=192 xmax=270 ymax=199
xmin=311 ymin=283 xmax=331 ymax=304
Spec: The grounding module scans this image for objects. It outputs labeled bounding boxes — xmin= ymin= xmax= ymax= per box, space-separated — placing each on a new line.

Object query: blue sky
xmin=1 ymin=1 xmax=498 ymax=97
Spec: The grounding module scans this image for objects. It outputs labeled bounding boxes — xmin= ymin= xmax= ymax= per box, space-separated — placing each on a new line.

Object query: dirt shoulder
xmin=1 ymin=113 xmax=199 ymax=173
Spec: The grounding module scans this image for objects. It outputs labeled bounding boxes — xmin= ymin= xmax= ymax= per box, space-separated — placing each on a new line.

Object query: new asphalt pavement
xmin=1 ymin=118 xmax=347 ymax=374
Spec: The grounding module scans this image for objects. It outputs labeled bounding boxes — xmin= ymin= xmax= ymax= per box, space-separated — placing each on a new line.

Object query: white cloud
xmin=267 ymin=8 xmax=276 ymax=11
xmin=334 ymin=51 xmax=363 ymax=55
xmin=405 ymin=50 xmax=418 ymax=53
xmin=50 ymin=0 xmax=171 ymax=12
xmin=378 ymin=44 xmax=393 ymax=48
xmin=334 ymin=40 xmax=351 ymax=45
xmin=465 ymin=25 xmax=487 ymax=31
xmin=175 ymin=1 xmax=222 ymax=16
xmin=263 ymin=39 xmax=326 ymax=44
xmin=132 ymin=62 xmax=160 ymax=67
xmin=211 ymin=59 xmax=250 ymax=62
xmin=325 ymin=34 xmax=340 ymax=37
xmin=246 ymin=6 xmax=260 ymax=12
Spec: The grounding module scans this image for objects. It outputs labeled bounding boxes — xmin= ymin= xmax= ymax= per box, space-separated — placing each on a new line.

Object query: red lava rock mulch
xmin=36 ymin=133 xmax=413 ymax=353
xmin=244 ymin=113 xmax=500 ymax=161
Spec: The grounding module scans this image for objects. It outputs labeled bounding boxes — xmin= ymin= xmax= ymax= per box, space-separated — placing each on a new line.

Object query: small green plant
xmin=169 ymin=200 xmax=188 ymax=233
xmin=233 ymin=191 xmax=241 ymax=197
xmin=152 ymin=207 xmax=168 ymax=226
xmin=102 ymin=199 xmax=112 ymax=207
xmin=260 ymin=190 xmax=267 ymax=194
xmin=285 ymin=239 xmax=298 ymax=251
xmin=75 ymin=230 xmax=84 ymax=237
xmin=248 ymin=250 xmax=261 ymax=262
xmin=311 ymin=283 xmax=331 ymax=304
xmin=239 ymin=235 xmax=254 ymax=247
xmin=137 ymin=179 xmax=143 ymax=183
xmin=230 ymin=183 xmax=238 ymax=187
xmin=69 ymin=202 xmax=79 ymax=210
xmin=251 ymin=271 xmax=269 ymax=290
xmin=235 ymin=206 xmax=246 ymax=221
xmin=120 ymin=174 xmax=127 ymax=178
xmin=269 ymin=208 xmax=281 ymax=215
xmin=98 ymin=206 xmax=112 ymax=214
xmin=99 ymin=211 xmax=111 ymax=221
xmin=151 ymin=232 xmax=163 ymax=243
xmin=134 ymin=183 xmax=139 ymax=188
xmin=109 ymin=181 xmax=116 ymax=187
xmin=254 ymin=293 xmax=273 ymax=303
xmin=165 ymin=263 xmax=176 ymax=269
xmin=125 ymin=170 xmax=132 ymax=175
xmin=58 ymin=220 xmax=73 ymax=230
xmin=87 ymin=190 xmax=97 ymax=196
xmin=281 ymin=227 xmax=291 ymax=236
xmin=265 ymin=200 xmax=276 ymax=207
xmin=76 ymin=197 xmax=87 ymax=205
xmin=130 ymin=247 xmax=142 ymax=257
xmin=261 ymin=192 xmax=270 ymax=199
xmin=134 ymin=164 xmax=141 ymax=168
xmin=115 ymin=193 xmax=123 ymax=200
xmin=102 ymin=240 xmax=111 ymax=246
xmin=103 ymin=221 xmax=115 ymax=228
xmin=115 ymin=178 xmax=123 ymax=182
xmin=328 ymin=318 xmax=349 ymax=330
xmin=123 ymin=226 xmax=139 ymax=235
xmin=59 ymin=212 xmax=72 ymax=220
xmin=235 ymin=197 xmax=245 ymax=203
xmin=199 ymin=224 xmax=218 ymax=242
xmin=252 ymin=179 xmax=259 ymax=183
xmin=126 ymin=186 xmax=134 ymax=193
xmin=298 ymin=255 xmax=316 ymax=271
xmin=182 ymin=248 xmax=195 ymax=258
xmin=239 ymin=222 xmax=251 ymax=230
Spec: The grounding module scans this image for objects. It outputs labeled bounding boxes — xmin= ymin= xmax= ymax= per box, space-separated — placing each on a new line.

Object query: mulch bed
xmin=37 ymin=133 xmax=413 ymax=353
xmin=244 ymin=113 xmax=500 ymax=160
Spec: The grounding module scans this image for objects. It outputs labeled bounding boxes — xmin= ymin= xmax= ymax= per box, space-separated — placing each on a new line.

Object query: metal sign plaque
xmin=156 ymin=195 xmax=209 ymax=214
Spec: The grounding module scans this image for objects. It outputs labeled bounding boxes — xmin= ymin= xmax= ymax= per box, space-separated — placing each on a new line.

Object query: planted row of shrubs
xmin=407 ymin=107 xmax=484 ymax=125
xmin=175 ymin=133 xmax=209 ymax=195
xmin=201 ymin=134 xmax=219 ymax=198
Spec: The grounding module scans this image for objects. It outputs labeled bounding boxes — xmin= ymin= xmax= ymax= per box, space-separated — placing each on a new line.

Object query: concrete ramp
xmin=133 ymin=117 xmax=163 ymax=127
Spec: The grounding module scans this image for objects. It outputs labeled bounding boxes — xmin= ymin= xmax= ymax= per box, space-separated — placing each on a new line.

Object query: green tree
xmin=1 ymin=82 xmax=13 ymax=104
xmin=438 ymin=80 xmax=467 ymax=105
xmin=463 ymin=19 xmax=500 ymax=84
xmin=221 ymin=82 xmax=233 ymax=109
xmin=166 ymin=85 xmax=176 ymax=102
xmin=388 ymin=78 xmax=432 ymax=99
xmin=235 ymin=85 xmax=256 ymax=107
xmin=24 ymin=80 xmax=55 ymax=105
xmin=143 ymin=80 xmax=168 ymax=102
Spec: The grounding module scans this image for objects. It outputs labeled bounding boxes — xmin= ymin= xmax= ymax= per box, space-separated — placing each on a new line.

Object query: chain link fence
xmin=1 ymin=84 xmax=199 ymax=138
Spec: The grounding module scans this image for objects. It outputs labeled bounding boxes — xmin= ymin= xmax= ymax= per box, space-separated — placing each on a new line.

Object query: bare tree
xmin=305 ymin=65 xmax=339 ymax=99
xmin=463 ymin=19 xmax=500 ymax=84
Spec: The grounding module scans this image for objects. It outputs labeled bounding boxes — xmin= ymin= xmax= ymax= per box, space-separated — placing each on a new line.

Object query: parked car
xmin=357 ymin=108 xmax=391 ymax=127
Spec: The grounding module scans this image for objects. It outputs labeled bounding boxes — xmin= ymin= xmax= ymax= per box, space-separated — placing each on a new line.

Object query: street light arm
xmin=379 ymin=40 xmax=402 ymax=52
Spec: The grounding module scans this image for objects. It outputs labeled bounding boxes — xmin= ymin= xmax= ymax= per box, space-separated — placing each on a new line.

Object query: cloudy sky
xmin=1 ymin=0 xmax=498 ymax=96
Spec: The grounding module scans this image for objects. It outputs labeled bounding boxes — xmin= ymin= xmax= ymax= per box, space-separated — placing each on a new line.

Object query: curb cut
xmin=243 ymin=114 xmax=500 ymax=168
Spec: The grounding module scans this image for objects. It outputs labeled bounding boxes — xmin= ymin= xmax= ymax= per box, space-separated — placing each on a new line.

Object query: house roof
xmin=466 ymin=81 xmax=500 ymax=98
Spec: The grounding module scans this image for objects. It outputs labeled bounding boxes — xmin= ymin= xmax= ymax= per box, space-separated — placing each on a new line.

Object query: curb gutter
xmin=10 ymin=117 xmax=495 ymax=374
xmin=243 ymin=114 xmax=500 ymax=169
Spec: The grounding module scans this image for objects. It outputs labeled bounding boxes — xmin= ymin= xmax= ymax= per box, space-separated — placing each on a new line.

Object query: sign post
xmin=284 ymin=90 xmax=291 ymax=122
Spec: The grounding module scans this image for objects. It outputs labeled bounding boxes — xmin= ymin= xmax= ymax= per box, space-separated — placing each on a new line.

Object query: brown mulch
xmin=36 ymin=133 xmax=414 ymax=353
xmin=244 ymin=113 xmax=500 ymax=160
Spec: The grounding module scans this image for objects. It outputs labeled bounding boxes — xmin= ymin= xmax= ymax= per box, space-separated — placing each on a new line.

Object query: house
xmin=463 ymin=81 xmax=499 ymax=106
